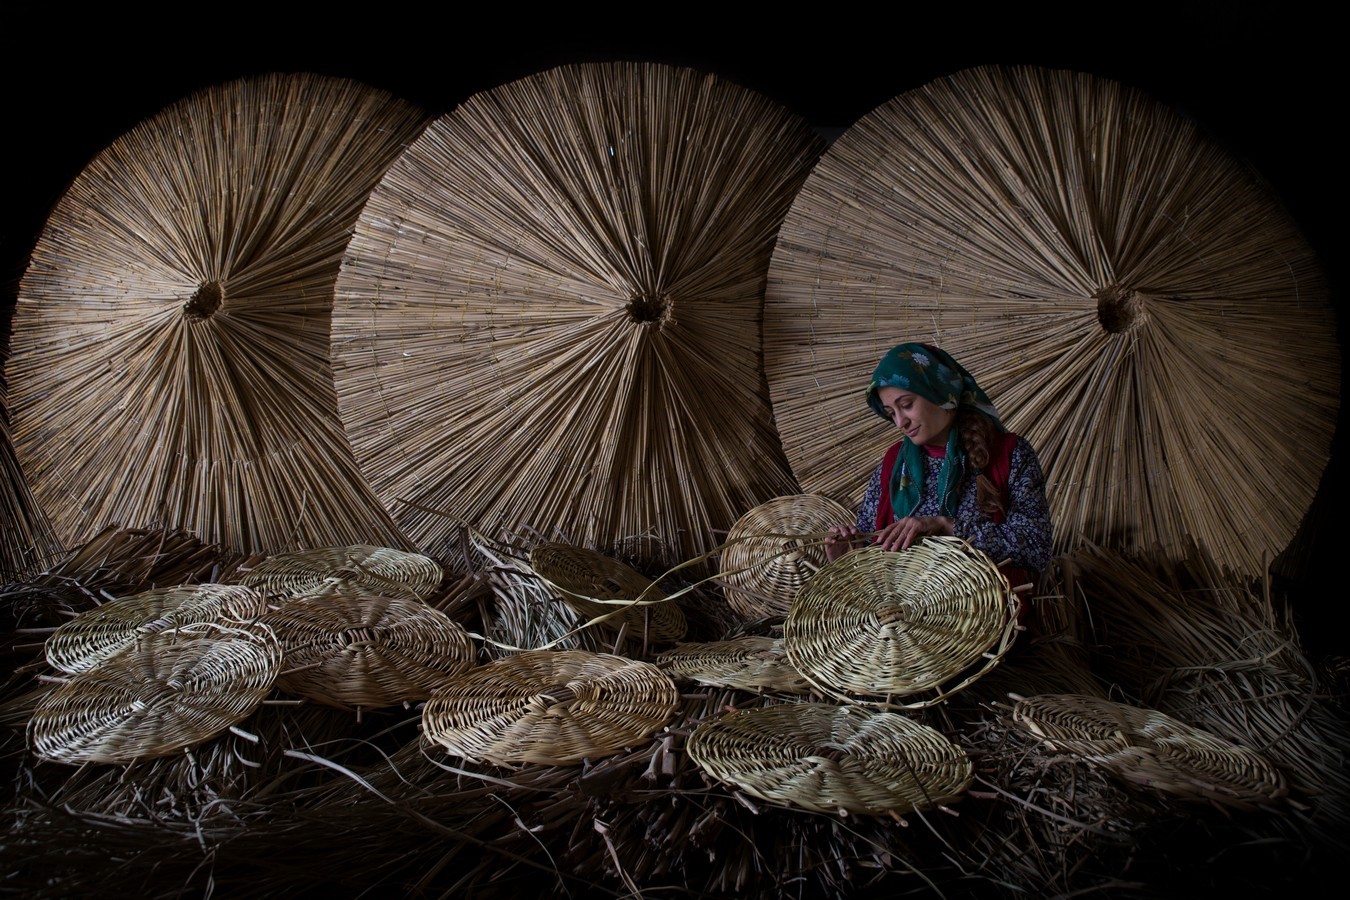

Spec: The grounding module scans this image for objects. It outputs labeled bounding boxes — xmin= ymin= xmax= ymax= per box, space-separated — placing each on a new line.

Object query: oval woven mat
xmin=240 ymin=545 xmax=444 ymax=602
xmin=29 ymin=622 xmax=281 ymax=764
xmin=718 ymin=494 xmax=853 ymax=619
xmin=784 ymin=538 xmax=1013 ymax=704
xmin=421 ymin=649 xmax=679 ymax=766
xmin=260 ymin=590 xmax=476 ymax=710
xmin=44 ymin=583 xmax=266 ymax=675
xmin=528 ymin=543 xmax=686 ymax=643
xmin=686 ymin=702 xmax=972 ymax=815
xmin=1011 ymin=693 xmax=1287 ymax=810
xmin=656 ymin=636 xmax=810 ymax=695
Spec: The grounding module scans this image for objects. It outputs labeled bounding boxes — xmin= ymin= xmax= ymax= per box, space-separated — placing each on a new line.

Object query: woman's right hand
xmin=824 ymin=524 xmax=861 ymax=562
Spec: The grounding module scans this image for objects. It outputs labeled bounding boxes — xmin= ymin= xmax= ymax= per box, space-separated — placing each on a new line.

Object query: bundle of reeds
xmin=764 ymin=64 xmax=1338 ymax=581
xmin=1 ymin=410 xmax=61 ymax=582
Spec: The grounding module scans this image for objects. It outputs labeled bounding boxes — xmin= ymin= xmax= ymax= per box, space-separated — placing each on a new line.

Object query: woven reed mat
xmin=421 ymin=649 xmax=679 ymax=765
xmin=44 ymin=583 xmax=266 ymax=675
xmin=718 ymin=494 xmax=853 ymax=620
xmin=260 ymin=590 xmax=475 ymax=710
xmin=29 ymin=622 xmax=281 ymax=764
xmin=784 ymin=538 xmax=1016 ymax=708
xmin=686 ymin=702 xmax=972 ymax=815
xmin=656 ymin=636 xmax=810 ymax=695
xmin=1012 ymin=693 xmax=1288 ymax=811
xmin=528 ymin=543 xmax=687 ymax=643
xmin=239 ymin=545 xmax=444 ymax=602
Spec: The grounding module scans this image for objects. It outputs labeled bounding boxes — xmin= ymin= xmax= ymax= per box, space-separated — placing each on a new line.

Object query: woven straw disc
xmin=529 ymin=543 xmax=686 ymax=643
xmin=719 ymin=494 xmax=853 ymax=619
xmin=44 ymin=583 xmax=266 ymax=675
xmin=422 ymin=649 xmax=679 ymax=766
xmin=655 ymin=636 xmax=810 ymax=694
xmin=764 ymin=64 xmax=1337 ymax=580
xmin=1012 ymin=693 xmax=1287 ymax=810
xmin=240 ymin=545 xmax=444 ymax=602
xmin=686 ymin=702 xmax=971 ymax=815
xmin=784 ymin=538 xmax=1011 ymax=702
xmin=29 ymin=622 xmax=281 ymax=764
xmin=3 ymin=73 xmax=429 ymax=554
xmin=331 ymin=61 xmax=826 ymax=569
xmin=260 ymin=590 xmax=475 ymax=710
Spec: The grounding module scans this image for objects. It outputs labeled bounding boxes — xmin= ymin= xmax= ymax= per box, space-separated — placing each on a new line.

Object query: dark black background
xmin=2 ymin=5 xmax=1342 ymax=640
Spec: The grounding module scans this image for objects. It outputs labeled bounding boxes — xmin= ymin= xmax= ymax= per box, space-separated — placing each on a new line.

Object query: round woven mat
xmin=783 ymin=538 xmax=1013 ymax=705
xmin=240 ymin=545 xmax=444 ymax=602
xmin=685 ymin=702 xmax=971 ymax=815
xmin=719 ymin=494 xmax=853 ymax=619
xmin=1012 ymin=693 xmax=1287 ymax=810
xmin=528 ymin=543 xmax=686 ymax=643
xmin=29 ymin=622 xmax=281 ymax=764
xmin=421 ymin=649 xmax=679 ymax=766
xmin=260 ymin=590 xmax=476 ymax=710
xmin=44 ymin=583 xmax=266 ymax=675
xmin=656 ymin=636 xmax=810 ymax=695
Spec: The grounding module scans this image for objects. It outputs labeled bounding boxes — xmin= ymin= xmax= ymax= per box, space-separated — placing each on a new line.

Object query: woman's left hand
xmin=872 ymin=515 xmax=954 ymax=552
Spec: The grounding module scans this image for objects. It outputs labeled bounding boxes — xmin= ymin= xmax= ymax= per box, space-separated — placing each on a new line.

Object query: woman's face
xmin=876 ymin=386 xmax=956 ymax=448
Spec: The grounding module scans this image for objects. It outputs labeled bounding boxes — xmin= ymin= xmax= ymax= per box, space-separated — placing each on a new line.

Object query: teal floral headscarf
xmin=866 ymin=343 xmax=1002 ymax=519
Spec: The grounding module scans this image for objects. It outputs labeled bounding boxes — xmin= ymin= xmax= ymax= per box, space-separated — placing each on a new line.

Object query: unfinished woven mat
xmin=784 ymin=538 xmax=1014 ymax=707
xmin=29 ymin=622 xmax=281 ymax=764
xmin=656 ymin=636 xmax=810 ymax=695
xmin=421 ymin=649 xmax=679 ymax=766
xmin=718 ymin=494 xmax=853 ymax=619
xmin=1012 ymin=693 xmax=1288 ymax=811
xmin=44 ymin=583 xmax=266 ymax=675
xmin=529 ymin=543 xmax=686 ymax=643
xmin=239 ymin=545 xmax=444 ymax=602
xmin=686 ymin=702 xmax=972 ymax=815
xmin=259 ymin=590 xmax=475 ymax=710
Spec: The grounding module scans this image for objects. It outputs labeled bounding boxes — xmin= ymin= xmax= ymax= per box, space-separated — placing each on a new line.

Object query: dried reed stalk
xmin=4 ymin=73 xmax=431 ymax=555
xmin=331 ymin=62 xmax=826 ymax=569
xmin=1 ymin=410 xmax=61 ymax=582
xmin=764 ymin=64 xmax=1337 ymax=580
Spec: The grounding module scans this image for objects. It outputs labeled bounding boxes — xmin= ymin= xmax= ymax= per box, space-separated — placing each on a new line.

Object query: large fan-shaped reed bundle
xmin=4 ymin=73 xmax=431 ymax=555
xmin=764 ymin=64 xmax=1337 ymax=579
xmin=332 ymin=61 xmax=826 ymax=567
xmin=1 ymin=411 xmax=60 ymax=581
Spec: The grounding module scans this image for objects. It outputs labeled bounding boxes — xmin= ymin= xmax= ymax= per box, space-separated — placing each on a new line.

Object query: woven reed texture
xmin=685 ymin=702 xmax=972 ymax=815
xmin=655 ymin=636 xmax=810 ymax=694
xmin=763 ymin=64 xmax=1337 ymax=580
xmin=259 ymin=590 xmax=475 ymax=710
xmin=784 ymin=538 xmax=1015 ymax=706
xmin=44 ymin=583 xmax=266 ymax=674
xmin=330 ymin=61 xmax=826 ymax=568
xmin=1012 ymin=692 xmax=1288 ymax=811
xmin=3 ymin=73 xmax=431 ymax=555
xmin=718 ymin=494 xmax=853 ymax=619
xmin=421 ymin=649 xmax=679 ymax=765
xmin=239 ymin=545 xmax=445 ymax=603
xmin=529 ymin=542 xmax=687 ymax=643
xmin=28 ymin=622 xmax=281 ymax=764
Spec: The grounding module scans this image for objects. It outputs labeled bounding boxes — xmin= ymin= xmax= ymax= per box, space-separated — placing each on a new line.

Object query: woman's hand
xmin=873 ymin=515 xmax=953 ymax=552
xmin=824 ymin=524 xmax=862 ymax=562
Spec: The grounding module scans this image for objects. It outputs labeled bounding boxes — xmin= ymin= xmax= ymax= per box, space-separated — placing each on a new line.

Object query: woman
xmin=825 ymin=343 xmax=1052 ymax=588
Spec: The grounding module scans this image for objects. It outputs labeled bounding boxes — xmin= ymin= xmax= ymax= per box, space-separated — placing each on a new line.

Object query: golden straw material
xmin=763 ymin=64 xmax=1337 ymax=580
xmin=239 ymin=545 xmax=445 ymax=602
xmin=28 ymin=622 xmax=281 ymax=764
xmin=259 ymin=590 xmax=475 ymax=710
xmin=331 ymin=61 xmax=826 ymax=568
xmin=1012 ymin=693 xmax=1288 ymax=811
xmin=529 ymin=542 xmax=686 ymax=643
xmin=44 ymin=583 xmax=266 ymax=674
xmin=719 ymin=494 xmax=853 ymax=619
xmin=784 ymin=538 xmax=1015 ymax=706
xmin=421 ymin=649 xmax=679 ymax=766
xmin=685 ymin=702 xmax=972 ymax=815
xmin=655 ymin=636 xmax=810 ymax=695
xmin=4 ymin=73 xmax=431 ymax=554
